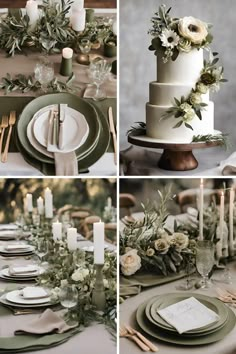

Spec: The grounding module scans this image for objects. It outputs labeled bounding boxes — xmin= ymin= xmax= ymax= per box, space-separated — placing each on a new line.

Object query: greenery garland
xmin=0 ymin=0 xmax=115 ymax=56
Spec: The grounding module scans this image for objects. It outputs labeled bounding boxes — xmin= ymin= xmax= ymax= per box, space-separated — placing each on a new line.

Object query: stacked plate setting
xmin=17 ymin=93 xmax=110 ymax=170
xmin=0 ymin=264 xmax=44 ymax=282
xmin=0 ymin=244 xmax=35 ymax=258
xmin=136 ymin=293 xmax=236 ymax=346
xmin=0 ymin=287 xmax=55 ymax=308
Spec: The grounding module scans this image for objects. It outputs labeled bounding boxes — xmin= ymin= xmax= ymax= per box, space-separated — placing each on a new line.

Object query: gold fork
xmin=2 ymin=111 xmax=16 ymax=163
xmin=125 ymin=325 xmax=159 ymax=352
xmin=0 ymin=115 xmax=9 ymax=158
xmin=119 ymin=325 xmax=150 ymax=351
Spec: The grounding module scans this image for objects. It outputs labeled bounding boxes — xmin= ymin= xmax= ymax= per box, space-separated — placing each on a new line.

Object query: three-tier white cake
xmin=146 ymin=49 xmax=214 ymax=143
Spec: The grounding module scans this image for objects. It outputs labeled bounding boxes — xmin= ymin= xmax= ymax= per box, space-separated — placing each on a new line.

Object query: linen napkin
xmin=158 ymin=297 xmax=219 ymax=334
xmin=9 ymin=265 xmax=38 ymax=275
xmin=22 ymin=287 xmax=49 ymax=299
xmin=47 ymin=106 xmax=78 ymax=176
xmin=15 ymin=309 xmax=76 ymax=335
xmin=4 ymin=244 xmax=31 ymax=252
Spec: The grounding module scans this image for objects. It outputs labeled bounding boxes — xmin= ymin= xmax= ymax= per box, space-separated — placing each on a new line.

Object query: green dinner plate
xmin=17 ymin=93 xmax=110 ymax=169
xmin=148 ymin=293 xmax=228 ymax=335
xmin=136 ymin=299 xmax=236 ymax=346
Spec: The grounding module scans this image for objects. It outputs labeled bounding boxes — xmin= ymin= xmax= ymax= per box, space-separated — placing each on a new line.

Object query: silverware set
xmin=120 ymin=324 xmax=158 ymax=352
xmin=0 ymin=111 xmax=16 ymax=163
xmin=108 ymin=106 xmax=117 ymax=165
xmin=216 ymin=287 xmax=236 ymax=306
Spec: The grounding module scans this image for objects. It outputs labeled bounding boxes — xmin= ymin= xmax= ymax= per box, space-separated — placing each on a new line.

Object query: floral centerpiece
xmin=120 ymin=187 xmax=195 ymax=277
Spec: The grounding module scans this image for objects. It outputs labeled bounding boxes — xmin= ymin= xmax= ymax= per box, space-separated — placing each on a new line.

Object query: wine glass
xmin=89 ymin=58 xmax=112 ymax=100
xmin=59 ymin=285 xmax=78 ymax=325
xmin=35 ymin=238 xmax=49 ymax=266
xmin=196 ymin=240 xmax=214 ymax=289
xmin=34 ymin=56 xmax=54 ymax=92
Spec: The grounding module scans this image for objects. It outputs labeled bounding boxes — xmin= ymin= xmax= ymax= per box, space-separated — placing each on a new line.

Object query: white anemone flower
xmin=160 ymin=29 xmax=180 ymax=49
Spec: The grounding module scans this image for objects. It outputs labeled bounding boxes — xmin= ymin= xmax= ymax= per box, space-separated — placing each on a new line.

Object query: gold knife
xmin=108 ymin=106 xmax=117 ymax=165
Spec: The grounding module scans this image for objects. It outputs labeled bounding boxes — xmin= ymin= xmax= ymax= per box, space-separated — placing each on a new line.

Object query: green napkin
xmin=120 ymin=271 xmax=188 ymax=297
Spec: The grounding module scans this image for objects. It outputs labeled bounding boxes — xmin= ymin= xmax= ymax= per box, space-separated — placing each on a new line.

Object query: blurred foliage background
xmin=120 ymin=178 xmax=234 ymax=215
xmin=0 ymin=178 xmax=116 ymax=223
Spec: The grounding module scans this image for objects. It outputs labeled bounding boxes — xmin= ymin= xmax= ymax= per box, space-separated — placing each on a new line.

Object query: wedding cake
xmin=145 ymin=5 xmax=226 ymax=143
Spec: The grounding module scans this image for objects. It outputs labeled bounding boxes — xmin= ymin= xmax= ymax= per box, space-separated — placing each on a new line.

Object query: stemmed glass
xmin=89 ymin=58 xmax=112 ymax=100
xmin=196 ymin=240 xmax=215 ymax=289
xmin=35 ymin=238 xmax=49 ymax=266
xmin=59 ymin=285 xmax=78 ymax=325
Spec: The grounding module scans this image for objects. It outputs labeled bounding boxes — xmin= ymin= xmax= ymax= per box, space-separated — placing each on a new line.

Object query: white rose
xmin=82 ymin=269 xmax=89 ymax=278
xmin=120 ymin=249 xmax=141 ymax=276
xmin=172 ymin=232 xmax=189 ymax=251
xmin=178 ymin=16 xmax=208 ymax=44
xmin=154 ymin=239 xmax=170 ymax=254
xmin=60 ymin=279 xmax=68 ymax=287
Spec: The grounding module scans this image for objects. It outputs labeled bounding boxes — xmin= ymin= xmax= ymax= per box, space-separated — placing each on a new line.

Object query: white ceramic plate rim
xmin=6 ymin=289 xmax=50 ymax=305
xmin=0 ymin=245 xmax=34 ymax=254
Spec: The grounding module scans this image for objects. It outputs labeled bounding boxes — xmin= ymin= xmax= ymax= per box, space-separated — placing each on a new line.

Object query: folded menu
xmin=9 ymin=265 xmax=38 ymax=275
xmin=22 ymin=287 xmax=49 ymax=299
xmin=4 ymin=244 xmax=31 ymax=252
xmin=158 ymin=297 xmax=220 ymax=334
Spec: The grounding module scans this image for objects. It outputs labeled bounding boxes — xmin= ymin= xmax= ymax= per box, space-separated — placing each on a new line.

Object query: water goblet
xmin=196 ymin=240 xmax=215 ymax=289
xmin=34 ymin=57 xmax=54 ymax=92
xmin=59 ymin=285 xmax=78 ymax=325
xmin=89 ymin=58 xmax=112 ymax=100
xmin=35 ymin=238 xmax=49 ymax=266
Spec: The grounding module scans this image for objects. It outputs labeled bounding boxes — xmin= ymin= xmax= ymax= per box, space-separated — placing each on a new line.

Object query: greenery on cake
xmin=148 ymin=5 xmax=213 ymax=63
xmin=120 ymin=186 xmax=195 ymax=276
xmin=161 ymin=52 xmax=227 ymax=129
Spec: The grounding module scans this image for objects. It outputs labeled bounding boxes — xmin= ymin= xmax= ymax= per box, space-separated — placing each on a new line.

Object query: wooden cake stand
xmin=128 ymin=134 xmax=222 ymax=171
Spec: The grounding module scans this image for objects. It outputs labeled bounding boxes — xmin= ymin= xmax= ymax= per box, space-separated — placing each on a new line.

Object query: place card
xmin=158 ymin=297 xmax=219 ymax=334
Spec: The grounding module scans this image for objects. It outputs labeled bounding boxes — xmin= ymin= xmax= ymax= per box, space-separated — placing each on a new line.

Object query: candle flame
xmin=221 ymin=191 xmax=224 ymax=196
xmin=200 ymin=178 xmax=203 ymax=184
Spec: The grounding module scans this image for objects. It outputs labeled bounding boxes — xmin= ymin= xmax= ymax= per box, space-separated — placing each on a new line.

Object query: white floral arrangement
xmin=120 ymin=188 xmax=195 ymax=277
xmin=148 ymin=5 xmax=227 ymax=130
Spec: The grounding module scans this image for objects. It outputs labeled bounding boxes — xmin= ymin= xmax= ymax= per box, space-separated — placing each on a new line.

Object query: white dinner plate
xmin=0 ymin=245 xmax=34 ymax=254
xmin=0 ymin=224 xmax=19 ymax=231
xmin=6 ymin=289 xmax=51 ymax=305
xmin=27 ymin=117 xmax=53 ymax=158
xmin=33 ymin=105 xmax=89 ymax=153
xmin=2 ymin=266 xmax=44 ymax=278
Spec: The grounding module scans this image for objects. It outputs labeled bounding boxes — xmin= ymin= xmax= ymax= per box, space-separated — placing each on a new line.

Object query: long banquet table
xmin=0 ymin=8 xmax=117 ymax=177
xmin=0 ymin=233 xmax=116 ymax=354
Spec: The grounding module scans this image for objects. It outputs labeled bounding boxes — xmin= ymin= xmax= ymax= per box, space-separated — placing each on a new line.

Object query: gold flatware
xmin=119 ymin=325 xmax=150 ymax=351
xmin=125 ymin=325 xmax=159 ymax=352
xmin=108 ymin=106 xmax=117 ymax=165
xmin=2 ymin=111 xmax=16 ymax=163
xmin=0 ymin=115 xmax=9 ymax=158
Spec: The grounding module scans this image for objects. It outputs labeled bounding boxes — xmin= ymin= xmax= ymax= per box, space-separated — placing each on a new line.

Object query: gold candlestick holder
xmin=92 ymin=264 xmax=106 ymax=311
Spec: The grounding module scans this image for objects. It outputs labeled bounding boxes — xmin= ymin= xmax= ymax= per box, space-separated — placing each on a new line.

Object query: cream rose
xmin=189 ymin=92 xmax=202 ymax=105
xmin=154 ymin=239 xmax=170 ymax=254
xmin=178 ymin=16 xmax=208 ymax=44
xmin=120 ymin=249 xmax=141 ymax=276
xmin=146 ymin=248 xmax=155 ymax=257
xmin=172 ymin=232 xmax=189 ymax=251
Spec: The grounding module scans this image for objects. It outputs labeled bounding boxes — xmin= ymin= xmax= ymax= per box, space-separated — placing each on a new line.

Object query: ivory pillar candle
xmin=37 ymin=197 xmax=44 ymax=215
xmin=72 ymin=0 xmax=84 ymax=10
xmin=67 ymin=228 xmax=77 ymax=251
xmin=219 ymin=191 xmax=225 ymax=243
xmin=26 ymin=193 xmax=33 ymax=213
xmin=53 ymin=221 xmax=62 ymax=241
xmin=71 ymin=9 xmax=86 ymax=31
xmin=107 ymin=197 xmax=112 ymax=209
xmin=229 ymin=187 xmax=235 ymax=256
xmin=26 ymin=0 xmax=39 ymax=26
xmin=93 ymin=220 xmax=104 ymax=264
xmin=45 ymin=188 xmax=53 ymax=218
xmin=199 ymin=178 xmax=204 ymax=241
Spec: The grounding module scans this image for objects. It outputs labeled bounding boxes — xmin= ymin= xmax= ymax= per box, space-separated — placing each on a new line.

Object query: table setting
xmin=0 ymin=182 xmax=117 ymax=353
xmin=119 ymin=180 xmax=236 ymax=353
xmin=0 ymin=0 xmax=117 ymax=176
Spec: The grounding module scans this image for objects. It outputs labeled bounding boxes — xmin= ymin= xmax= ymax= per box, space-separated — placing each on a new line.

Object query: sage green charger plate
xmin=147 ymin=293 xmax=227 ymax=335
xmin=17 ymin=93 xmax=110 ymax=169
xmin=145 ymin=294 xmax=228 ymax=336
xmin=136 ymin=299 xmax=236 ymax=346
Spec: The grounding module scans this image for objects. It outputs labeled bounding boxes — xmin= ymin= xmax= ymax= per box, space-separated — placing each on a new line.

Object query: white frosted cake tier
xmin=149 ymin=82 xmax=209 ymax=106
xmin=157 ymin=49 xmax=203 ymax=84
xmin=146 ymin=101 xmax=214 ymax=143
